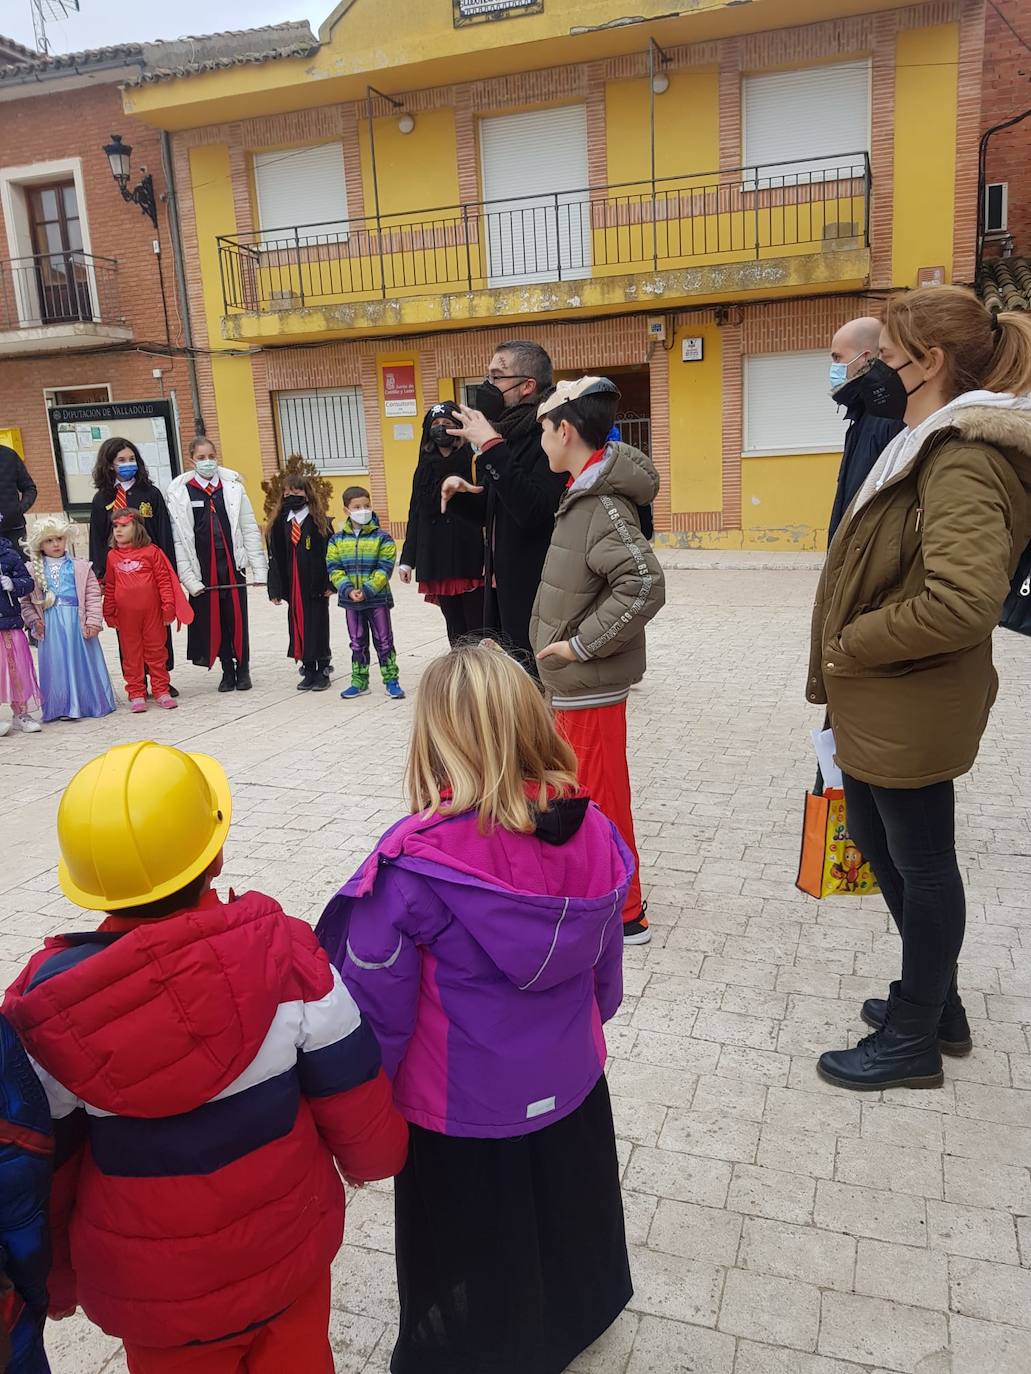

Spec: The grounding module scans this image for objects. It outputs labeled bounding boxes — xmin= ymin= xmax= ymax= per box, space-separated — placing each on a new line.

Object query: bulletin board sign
xmin=453 ymin=0 xmax=543 ymax=26
xmin=383 ymin=364 xmax=418 ymax=417
xmin=49 ymin=399 xmax=180 ymax=517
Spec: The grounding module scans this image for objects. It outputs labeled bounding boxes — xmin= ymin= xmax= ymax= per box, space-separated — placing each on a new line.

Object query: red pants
xmin=122 ymin=1271 xmax=333 ymax=1374
xmin=118 ymin=604 xmax=169 ymax=700
xmin=555 ymin=700 xmax=642 ymax=924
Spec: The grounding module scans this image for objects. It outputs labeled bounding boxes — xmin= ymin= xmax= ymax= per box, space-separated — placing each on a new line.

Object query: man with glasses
xmin=444 ymin=341 xmax=566 ymax=669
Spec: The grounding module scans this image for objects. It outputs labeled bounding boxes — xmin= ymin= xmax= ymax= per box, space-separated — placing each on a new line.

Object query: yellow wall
xmin=892 ymin=23 xmax=958 ymax=287
xmin=668 ymin=324 xmax=723 ymax=514
xmin=0 ymin=428 xmax=24 ymax=458
xmin=741 ymin=453 xmax=838 ymax=549
xmin=190 ymin=143 xmax=266 ymax=497
xmin=376 ymin=353 xmax=424 ymax=520
xmin=357 ymin=109 xmax=460 ymax=217
xmin=605 ymin=71 xmax=720 ymax=186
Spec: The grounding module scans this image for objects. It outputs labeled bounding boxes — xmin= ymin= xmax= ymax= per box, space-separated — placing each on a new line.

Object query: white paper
xmin=811 ymin=728 xmax=842 ymax=789
xmin=58 ymin=430 xmax=77 ymax=455
xmin=392 ymin=423 xmax=415 ymax=441
xmin=152 ymin=419 xmax=166 ymax=439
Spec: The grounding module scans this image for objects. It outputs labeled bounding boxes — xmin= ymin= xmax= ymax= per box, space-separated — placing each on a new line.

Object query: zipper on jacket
xmin=915 ymin=507 xmax=923 ymax=533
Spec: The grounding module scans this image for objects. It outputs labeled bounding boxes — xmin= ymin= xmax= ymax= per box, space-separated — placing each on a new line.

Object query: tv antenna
xmin=30 ymin=0 xmax=80 ymax=56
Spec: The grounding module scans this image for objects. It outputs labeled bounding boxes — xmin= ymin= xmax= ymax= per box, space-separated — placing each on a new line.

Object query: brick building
xmin=0 ymin=42 xmax=194 ymax=519
xmin=981 ymin=0 xmax=1031 ymax=258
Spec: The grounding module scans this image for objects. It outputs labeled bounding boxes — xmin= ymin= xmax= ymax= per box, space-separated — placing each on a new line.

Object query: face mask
xmin=430 ymin=425 xmax=454 ymax=449
xmin=349 ymin=508 xmax=374 ymax=526
xmin=848 ymin=358 xmax=924 ymax=420
xmin=116 ymin=462 xmax=138 ymax=482
xmin=829 ymin=352 xmax=868 ymax=396
xmin=281 ymin=494 xmax=306 ymax=512
xmin=194 ymin=458 xmax=218 ymax=480
xmin=469 ymin=381 xmax=506 ymax=422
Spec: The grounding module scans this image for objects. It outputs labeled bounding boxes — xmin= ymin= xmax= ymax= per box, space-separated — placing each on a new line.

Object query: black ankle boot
xmin=862 ymin=977 xmax=972 ymax=1056
xmin=297 ymin=669 xmax=316 ymax=691
xmin=218 ymin=662 xmax=236 ymax=692
xmin=234 ymin=664 xmax=252 ymax=691
xmin=818 ymin=994 xmax=944 ymax=1091
xmin=309 ymin=671 xmax=330 ymax=692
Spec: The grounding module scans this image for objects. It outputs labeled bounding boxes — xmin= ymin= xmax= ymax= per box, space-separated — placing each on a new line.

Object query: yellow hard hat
xmin=57 ymin=742 xmax=232 ymax=911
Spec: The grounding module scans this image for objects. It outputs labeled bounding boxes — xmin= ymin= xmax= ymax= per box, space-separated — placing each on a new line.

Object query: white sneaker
xmin=0 ymin=719 xmax=9 ymax=737
xmin=14 ymin=714 xmax=42 ymax=734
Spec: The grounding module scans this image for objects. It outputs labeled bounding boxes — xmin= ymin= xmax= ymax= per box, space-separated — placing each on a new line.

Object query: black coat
xmin=89 ymin=480 xmax=176 ymax=581
xmin=266 ymin=512 xmax=333 ymax=602
xmin=828 ymin=404 xmax=905 ymax=539
xmin=458 ymin=400 xmax=565 ymax=661
xmin=0 ymin=536 xmax=32 ymax=630
xmin=0 ymin=446 xmax=37 ymax=545
xmin=400 ymin=438 xmax=484 ymax=584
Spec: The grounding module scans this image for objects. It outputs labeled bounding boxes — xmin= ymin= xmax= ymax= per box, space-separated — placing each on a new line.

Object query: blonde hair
xmin=885 ymin=285 xmax=1031 ymax=398
xmin=26 ymin=515 xmax=75 ymax=610
xmin=406 ymin=640 xmax=579 ymax=834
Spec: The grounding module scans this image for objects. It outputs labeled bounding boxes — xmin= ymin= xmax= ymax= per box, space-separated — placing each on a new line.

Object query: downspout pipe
xmin=976 ymin=107 xmax=1031 ymax=284
xmin=160 ymin=129 xmax=205 ymax=436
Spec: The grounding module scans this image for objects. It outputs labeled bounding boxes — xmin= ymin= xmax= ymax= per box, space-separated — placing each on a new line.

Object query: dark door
xmin=28 ymin=181 xmax=92 ymax=323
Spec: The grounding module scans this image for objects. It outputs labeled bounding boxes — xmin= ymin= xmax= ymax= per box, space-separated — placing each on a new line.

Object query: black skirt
xmin=390 ymin=1074 xmax=632 ymax=1374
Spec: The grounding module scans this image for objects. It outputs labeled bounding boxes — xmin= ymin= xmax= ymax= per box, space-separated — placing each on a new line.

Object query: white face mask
xmin=194 ymin=458 xmax=218 ymax=481
xmin=349 ymin=508 xmax=374 ymax=526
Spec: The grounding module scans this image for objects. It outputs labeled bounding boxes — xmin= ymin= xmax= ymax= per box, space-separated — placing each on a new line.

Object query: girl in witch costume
xmin=166 ymin=437 xmax=267 ymax=693
xmin=266 ymin=474 xmax=334 ymax=691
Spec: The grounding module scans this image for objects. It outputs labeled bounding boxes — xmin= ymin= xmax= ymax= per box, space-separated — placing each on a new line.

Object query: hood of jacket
xmin=564 ymin=441 xmax=659 ymax=511
xmin=3 ymin=892 xmax=295 ymax=1118
xmin=947 ymin=397 xmax=1031 ymax=487
xmin=343 ymin=799 xmax=632 ymax=993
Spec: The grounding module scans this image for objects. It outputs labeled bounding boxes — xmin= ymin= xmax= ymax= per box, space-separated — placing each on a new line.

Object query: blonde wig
xmin=406 ymin=639 xmax=579 ymax=835
xmin=26 ymin=515 xmax=75 ymax=609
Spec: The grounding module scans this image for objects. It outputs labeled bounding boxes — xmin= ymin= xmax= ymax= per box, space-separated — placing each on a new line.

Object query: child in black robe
xmin=267 ymin=474 xmax=334 ymax=690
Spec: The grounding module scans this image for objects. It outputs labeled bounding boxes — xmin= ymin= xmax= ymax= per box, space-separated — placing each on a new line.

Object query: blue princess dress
xmin=39 ymin=557 xmax=115 ymax=722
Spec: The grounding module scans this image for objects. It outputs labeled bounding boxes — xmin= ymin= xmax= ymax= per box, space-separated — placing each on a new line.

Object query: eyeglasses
xmin=486 ymin=373 xmax=529 ymax=384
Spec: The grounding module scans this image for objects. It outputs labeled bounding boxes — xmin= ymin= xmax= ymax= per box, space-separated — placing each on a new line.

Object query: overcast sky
xmin=3 ymin=0 xmax=330 ymax=53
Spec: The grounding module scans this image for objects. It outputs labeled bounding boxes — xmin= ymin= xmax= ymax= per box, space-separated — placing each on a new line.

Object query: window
xmin=276 ymin=388 xmax=367 ymax=475
xmin=458 ymin=377 xmax=482 ymax=406
xmin=743 ymin=351 xmax=847 ymax=456
xmin=479 ymin=105 xmax=591 ymax=286
xmin=253 ymin=144 xmax=350 ymax=247
xmin=985 ymin=182 xmax=1009 ymax=232
xmin=45 ymin=384 xmax=111 ymax=408
xmin=743 ymin=61 xmax=870 ymax=180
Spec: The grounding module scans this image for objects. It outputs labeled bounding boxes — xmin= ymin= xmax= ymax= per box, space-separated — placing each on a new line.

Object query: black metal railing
xmin=0 ymin=251 xmax=122 ymax=331
xmin=216 ymin=153 xmax=871 ymax=315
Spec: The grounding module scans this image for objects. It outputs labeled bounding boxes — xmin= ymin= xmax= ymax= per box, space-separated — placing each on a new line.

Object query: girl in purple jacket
xmin=318 ymin=639 xmax=634 ymax=1374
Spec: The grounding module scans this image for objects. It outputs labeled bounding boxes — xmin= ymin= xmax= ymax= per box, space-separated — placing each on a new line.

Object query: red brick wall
xmin=982 ymin=0 xmax=1031 ymax=256
xmin=0 ymin=80 xmax=186 ymax=510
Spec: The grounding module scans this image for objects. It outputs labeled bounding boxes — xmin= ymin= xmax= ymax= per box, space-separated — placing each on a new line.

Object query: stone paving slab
xmin=1 ymin=569 xmax=1027 ymax=1373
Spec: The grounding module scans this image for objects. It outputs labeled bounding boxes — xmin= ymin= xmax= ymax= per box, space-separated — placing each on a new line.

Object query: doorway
xmin=553 ymin=365 xmax=652 ymax=456
xmin=27 ymin=180 xmax=92 ymax=323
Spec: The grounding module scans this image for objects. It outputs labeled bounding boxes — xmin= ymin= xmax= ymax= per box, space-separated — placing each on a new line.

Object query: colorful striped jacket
xmin=326 ymin=515 xmax=396 ymax=609
xmin=3 ymin=890 xmax=408 ymax=1350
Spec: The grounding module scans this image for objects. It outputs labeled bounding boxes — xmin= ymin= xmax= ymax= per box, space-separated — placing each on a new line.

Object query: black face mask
xmin=430 ymin=425 xmax=455 ymax=449
xmin=281 ymin=494 xmax=306 ymax=512
xmin=843 ymin=358 xmax=924 ymax=421
xmin=469 ymin=381 xmax=507 ymax=422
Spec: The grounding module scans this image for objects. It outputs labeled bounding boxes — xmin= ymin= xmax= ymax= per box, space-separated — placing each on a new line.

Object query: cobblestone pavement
xmin=4 ymin=566 xmax=1029 ymax=1374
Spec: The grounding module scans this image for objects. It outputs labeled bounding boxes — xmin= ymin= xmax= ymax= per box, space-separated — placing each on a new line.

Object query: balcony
xmin=216 ymin=154 xmax=871 ymax=340
xmin=0 ymin=251 xmax=132 ymax=354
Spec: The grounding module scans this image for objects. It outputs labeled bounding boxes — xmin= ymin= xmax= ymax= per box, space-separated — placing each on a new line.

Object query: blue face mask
xmin=829 ymin=352 xmax=867 ymax=395
xmin=116 ymin=462 xmax=138 ymax=481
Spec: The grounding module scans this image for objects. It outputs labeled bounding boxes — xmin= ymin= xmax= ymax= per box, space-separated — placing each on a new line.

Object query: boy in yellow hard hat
xmin=3 ymin=741 xmax=408 ymax=1374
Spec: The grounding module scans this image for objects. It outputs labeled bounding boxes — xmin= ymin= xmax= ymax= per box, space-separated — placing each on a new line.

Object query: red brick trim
xmin=952 ymin=0 xmax=986 ymax=283
xmin=869 ymin=11 xmax=898 ymax=288
xmin=672 ymin=511 xmax=722 ymax=532
xmin=720 ymin=322 xmax=744 ymax=529
xmin=359 ymin=355 xmax=388 ymax=517
xmin=649 ymin=343 xmax=671 ymax=532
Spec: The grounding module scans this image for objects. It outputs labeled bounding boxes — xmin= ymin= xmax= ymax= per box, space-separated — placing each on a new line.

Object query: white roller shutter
xmin=743 ymin=351 xmax=848 ymax=455
xmin=254 ymin=144 xmax=349 ymax=246
xmin=479 ymin=105 xmax=592 ymax=286
xmin=743 ymin=61 xmax=870 ymax=180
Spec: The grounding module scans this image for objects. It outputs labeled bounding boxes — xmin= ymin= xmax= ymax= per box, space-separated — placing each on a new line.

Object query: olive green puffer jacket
xmin=531 ymin=442 xmax=665 ymax=710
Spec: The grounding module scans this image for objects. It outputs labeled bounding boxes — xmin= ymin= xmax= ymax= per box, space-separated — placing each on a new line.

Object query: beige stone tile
xmin=860 ymin=1102 xmax=944 ymax=1152
xmin=608 ymin=1057 xmax=697 ymax=1110
xmin=949 ymin=1314 xmax=1031 ymax=1374
xmin=818 ymin=1292 xmax=948 ymax=1372
xmin=854 ymin=1238 xmax=949 ymax=1311
xmin=739 ymin=1216 xmax=855 ymax=1291
xmin=728 ymin=1163 xmax=817 ymax=1225
xmin=715 ymin=1044 xmax=792 ymax=1085
xmin=43 ymin=1315 xmax=122 ymax=1374
xmin=814 ymin=1181 xmax=927 ymax=1245
xmin=568 ymin=1310 xmax=640 ymax=1372
xmin=690 ymin=1073 xmax=767 ymax=1121
xmin=834 ymin=1137 xmax=943 ymax=1200
xmin=327 ymin=1309 xmax=389 ymax=1372
xmin=623 ymin=1314 xmax=735 ymax=1374
xmin=630 ymin=1029 xmax=722 ymax=1075
xmin=648 ymin=1197 xmax=744 ymax=1264
xmin=758 ymin=1126 xmax=839 ymax=1181
xmin=954 ymin=1080 xmax=1031 ymax=1129
xmin=717 ymin=1268 xmax=820 ymax=1352
xmin=943 ymin=1156 xmax=1031 ymax=1215
xmin=1019 ymin=1216 xmax=1031 ymax=1267
xmin=949 ymin=1255 xmax=1031 ymax=1326
xmin=764 ymin=1086 xmax=862 ymax=1138
xmin=622 ymin=1144 xmax=732 ymax=1207
xmin=699 ymin=954 xmax=780 ymax=989
xmin=657 ymin=1108 xmax=760 ymax=1163
xmin=691 ymin=1009 xmax=781 ymax=1051
xmin=625 ymin=1247 xmax=724 ymax=1326
xmin=734 ymin=1342 xmax=877 ymax=1374
xmin=926 ymin=1199 xmax=1019 ymax=1263
xmin=943 ymin=1116 xmax=1031 ymax=1169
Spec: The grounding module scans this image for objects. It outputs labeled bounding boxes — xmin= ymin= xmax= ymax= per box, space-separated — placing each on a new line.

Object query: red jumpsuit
xmin=103 ymin=545 xmax=176 ymax=699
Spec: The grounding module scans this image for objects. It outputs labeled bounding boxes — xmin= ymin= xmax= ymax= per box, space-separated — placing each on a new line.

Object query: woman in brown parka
xmin=810 ymin=286 xmax=1031 ymax=1092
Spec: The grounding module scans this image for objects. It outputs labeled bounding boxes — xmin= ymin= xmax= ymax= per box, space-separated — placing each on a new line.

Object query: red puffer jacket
xmin=3 ymin=889 xmax=408 ymax=1348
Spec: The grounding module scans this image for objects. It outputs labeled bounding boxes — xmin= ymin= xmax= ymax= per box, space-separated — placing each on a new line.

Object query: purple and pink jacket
xmin=317 ymin=796 xmax=633 ymax=1139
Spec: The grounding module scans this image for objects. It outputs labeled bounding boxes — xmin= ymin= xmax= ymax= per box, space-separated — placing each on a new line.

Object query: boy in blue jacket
xmin=326 ymin=487 xmax=405 ymax=702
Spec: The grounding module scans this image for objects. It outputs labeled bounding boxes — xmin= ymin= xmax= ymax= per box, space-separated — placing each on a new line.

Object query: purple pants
xmin=345 ymin=605 xmax=398 ymax=686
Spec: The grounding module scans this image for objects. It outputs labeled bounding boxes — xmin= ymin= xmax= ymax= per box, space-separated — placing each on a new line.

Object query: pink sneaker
xmin=130 ymin=698 xmax=147 ymax=714
xmin=156 ymin=694 xmax=178 ymax=710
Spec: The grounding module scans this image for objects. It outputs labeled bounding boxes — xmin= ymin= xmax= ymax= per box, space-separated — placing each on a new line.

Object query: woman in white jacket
xmin=166 ymin=437 xmax=268 ymax=692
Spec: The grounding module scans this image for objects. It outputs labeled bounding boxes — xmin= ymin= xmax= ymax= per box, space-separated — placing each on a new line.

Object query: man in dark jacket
xmin=0 ymin=446 xmax=37 ymax=555
xmin=442 ymin=341 xmax=566 ymax=669
xmin=827 ymin=318 xmax=905 ymax=541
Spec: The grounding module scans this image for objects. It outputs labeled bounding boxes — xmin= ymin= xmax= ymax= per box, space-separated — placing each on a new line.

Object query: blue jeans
xmin=842 ymin=774 xmax=965 ymax=1009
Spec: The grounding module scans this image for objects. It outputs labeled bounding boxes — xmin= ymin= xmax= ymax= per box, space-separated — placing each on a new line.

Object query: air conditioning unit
xmin=985 ymin=182 xmax=1009 ymax=233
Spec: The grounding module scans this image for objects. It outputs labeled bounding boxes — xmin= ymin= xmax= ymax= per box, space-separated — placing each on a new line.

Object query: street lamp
xmin=102 ymin=134 xmax=158 ymax=227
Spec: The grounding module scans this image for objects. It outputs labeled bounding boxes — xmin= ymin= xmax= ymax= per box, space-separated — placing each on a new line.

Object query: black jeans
xmin=438 ymin=589 xmax=484 ymax=647
xmin=842 ymin=774 xmax=965 ymax=1009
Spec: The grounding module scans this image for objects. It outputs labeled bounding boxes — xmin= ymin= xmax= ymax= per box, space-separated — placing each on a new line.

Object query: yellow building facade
xmin=125 ymin=0 xmax=984 ymax=548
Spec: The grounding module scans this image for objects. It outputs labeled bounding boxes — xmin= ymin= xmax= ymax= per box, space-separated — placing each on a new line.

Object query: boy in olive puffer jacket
xmin=530 ymin=376 xmax=665 ymax=944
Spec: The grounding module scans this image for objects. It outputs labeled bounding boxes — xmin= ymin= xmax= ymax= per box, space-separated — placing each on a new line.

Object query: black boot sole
xmin=860 ymin=1007 xmax=973 ymax=1057
xmin=817 ymin=1062 xmax=945 ymax=1091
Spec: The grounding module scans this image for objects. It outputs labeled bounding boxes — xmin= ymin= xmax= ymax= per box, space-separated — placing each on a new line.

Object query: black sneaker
xmin=623 ymin=913 xmax=651 ymax=946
